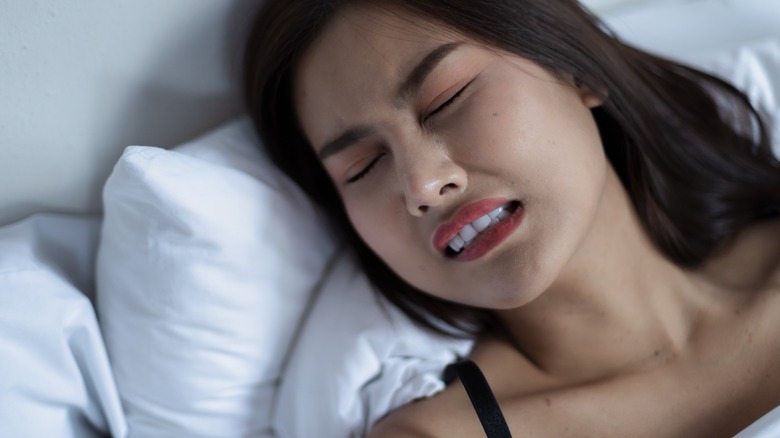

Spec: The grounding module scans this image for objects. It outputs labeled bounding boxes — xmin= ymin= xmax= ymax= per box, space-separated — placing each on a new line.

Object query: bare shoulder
xmin=368 ymin=414 xmax=433 ymax=438
xmin=763 ymin=217 xmax=780 ymax=271
xmin=744 ymin=218 xmax=780 ymax=293
xmin=768 ymin=219 xmax=780 ymax=288
xmin=368 ymin=335 xmax=558 ymax=438
xmin=367 ymin=328 xmax=780 ymax=437
xmin=365 ymin=365 xmax=486 ymax=438
xmin=699 ymin=218 xmax=780 ymax=292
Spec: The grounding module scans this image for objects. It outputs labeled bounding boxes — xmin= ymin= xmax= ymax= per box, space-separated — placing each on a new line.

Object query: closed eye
xmin=424 ymin=80 xmax=473 ymax=122
xmin=346 ymin=153 xmax=386 ymax=184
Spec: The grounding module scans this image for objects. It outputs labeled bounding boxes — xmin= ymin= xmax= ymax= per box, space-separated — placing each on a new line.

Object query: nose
xmin=398 ymin=144 xmax=467 ymax=216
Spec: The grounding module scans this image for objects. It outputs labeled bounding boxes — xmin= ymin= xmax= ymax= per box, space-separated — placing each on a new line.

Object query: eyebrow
xmin=317 ymin=42 xmax=462 ymax=160
xmin=318 ymin=125 xmax=374 ymax=160
xmin=396 ymin=41 xmax=463 ymax=105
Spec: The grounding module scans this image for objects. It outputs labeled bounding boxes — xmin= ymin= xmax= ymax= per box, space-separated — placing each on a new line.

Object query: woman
xmin=244 ymin=0 xmax=780 ymax=436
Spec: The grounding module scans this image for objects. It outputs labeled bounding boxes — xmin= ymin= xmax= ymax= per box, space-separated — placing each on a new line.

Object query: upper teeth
xmin=447 ymin=203 xmax=513 ymax=253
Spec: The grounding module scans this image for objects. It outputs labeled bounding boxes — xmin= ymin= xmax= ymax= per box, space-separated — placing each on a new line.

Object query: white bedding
xmin=1 ymin=0 xmax=780 ymax=437
xmin=0 ymin=215 xmax=126 ymax=437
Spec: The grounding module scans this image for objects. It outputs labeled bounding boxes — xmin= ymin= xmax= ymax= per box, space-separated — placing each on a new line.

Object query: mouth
xmin=436 ymin=200 xmax=523 ymax=259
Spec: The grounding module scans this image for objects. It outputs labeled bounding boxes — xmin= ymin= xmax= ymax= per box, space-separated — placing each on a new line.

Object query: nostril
xmin=439 ymin=182 xmax=459 ymax=195
xmin=418 ymin=205 xmax=429 ymax=214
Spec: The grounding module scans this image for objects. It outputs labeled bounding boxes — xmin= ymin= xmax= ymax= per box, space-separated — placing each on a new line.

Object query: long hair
xmin=243 ymin=0 xmax=780 ymax=337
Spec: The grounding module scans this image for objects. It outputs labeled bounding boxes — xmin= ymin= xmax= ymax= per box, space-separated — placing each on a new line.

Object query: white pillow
xmin=273 ymin=250 xmax=472 ymax=437
xmin=598 ymin=0 xmax=780 ymax=154
xmin=96 ymin=118 xmax=337 ymax=437
xmin=0 ymin=214 xmax=126 ymax=438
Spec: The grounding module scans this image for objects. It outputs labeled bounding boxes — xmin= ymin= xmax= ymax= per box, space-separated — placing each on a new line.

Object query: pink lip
xmin=433 ymin=197 xmax=518 ymax=255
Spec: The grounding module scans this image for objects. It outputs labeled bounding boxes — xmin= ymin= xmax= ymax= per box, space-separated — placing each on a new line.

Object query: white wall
xmin=1 ymin=0 xmax=776 ymax=227
xmin=0 ymin=0 xmax=652 ymax=227
xmin=0 ymin=0 xmax=257 ymax=226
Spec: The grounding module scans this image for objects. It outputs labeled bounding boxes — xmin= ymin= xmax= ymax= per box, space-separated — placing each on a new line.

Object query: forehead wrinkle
xmin=296 ymin=4 xmax=468 ymax=155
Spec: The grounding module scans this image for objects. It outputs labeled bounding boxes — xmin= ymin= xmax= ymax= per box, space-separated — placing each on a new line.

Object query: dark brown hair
xmin=244 ymin=0 xmax=780 ymax=337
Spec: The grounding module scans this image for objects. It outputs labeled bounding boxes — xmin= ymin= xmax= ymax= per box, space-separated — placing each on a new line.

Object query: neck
xmin=497 ymin=168 xmax=704 ymax=382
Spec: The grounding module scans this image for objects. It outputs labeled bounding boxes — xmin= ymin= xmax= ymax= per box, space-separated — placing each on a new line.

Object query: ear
xmin=574 ymin=78 xmax=607 ymax=108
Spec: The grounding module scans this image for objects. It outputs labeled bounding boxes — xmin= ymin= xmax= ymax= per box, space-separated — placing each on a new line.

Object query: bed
xmin=1 ymin=0 xmax=779 ymax=436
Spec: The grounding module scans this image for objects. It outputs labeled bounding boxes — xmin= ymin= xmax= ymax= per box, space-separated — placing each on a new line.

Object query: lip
xmin=433 ymin=197 xmax=523 ymax=261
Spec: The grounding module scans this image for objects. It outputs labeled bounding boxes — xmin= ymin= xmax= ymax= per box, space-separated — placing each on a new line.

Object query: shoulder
xmin=368 ymin=415 xmax=430 ymax=438
xmin=767 ymin=219 xmax=780 ymax=287
xmin=368 ymin=335 xmax=557 ymax=438
xmin=368 ymin=411 xmax=434 ymax=438
xmin=366 ymin=378 xmax=485 ymax=438
xmin=698 ymin=218 xmax=780 ymax=292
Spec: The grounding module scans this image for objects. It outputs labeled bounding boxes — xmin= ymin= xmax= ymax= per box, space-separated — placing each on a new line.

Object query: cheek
xmin=344 ymin=200 xmax=385 ymax=251
xmin=344 ymin=196 xmax=444 ymax=292
xmin=344 ymin=196 xmax=410 ymax=264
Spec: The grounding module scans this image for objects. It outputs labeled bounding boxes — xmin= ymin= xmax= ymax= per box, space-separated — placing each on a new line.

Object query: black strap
xmin=443 ymin=359 xmax=512 ymax=438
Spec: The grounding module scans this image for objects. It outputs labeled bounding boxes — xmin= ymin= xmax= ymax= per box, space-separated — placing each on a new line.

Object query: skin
xmin=294 ymin=4 xmax=780 ymax=437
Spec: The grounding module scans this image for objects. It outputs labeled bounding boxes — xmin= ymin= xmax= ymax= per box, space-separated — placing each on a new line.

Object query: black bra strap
xmin=443 ymin=359 xmax=512 ymax=438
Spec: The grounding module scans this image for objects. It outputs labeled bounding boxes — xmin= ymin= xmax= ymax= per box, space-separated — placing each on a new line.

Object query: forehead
xmin=302 ymin=5 xmax=454 ymax=65
xmin=293 ymin=5 xmax=458 ymax=145
xmin=296 ymin=4 xmax=455 ymax=84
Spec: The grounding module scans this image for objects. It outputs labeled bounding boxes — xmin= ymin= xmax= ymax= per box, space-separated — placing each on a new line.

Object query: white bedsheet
xmin=1 ymin=215 xmax=780 ymax=436
xmin=0 ymin=214 xmax=127 ymax=438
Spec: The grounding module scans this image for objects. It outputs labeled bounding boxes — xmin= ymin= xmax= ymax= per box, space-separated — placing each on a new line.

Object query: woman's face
xmin=295 ymin=5 xmax=608 ymax=309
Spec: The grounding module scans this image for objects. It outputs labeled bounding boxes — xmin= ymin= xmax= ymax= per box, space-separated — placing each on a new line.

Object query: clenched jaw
xmin=433 ymin=198 xmax=524 ymax=261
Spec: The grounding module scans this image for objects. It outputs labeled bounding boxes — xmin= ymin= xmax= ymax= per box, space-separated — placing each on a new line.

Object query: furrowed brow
xmin=396 ymin=42 xmax=462 ymax=106
xmin=318 ymin=125 xmax=374 ymax=160
xmin=318 ymin=42 xmax=461 ymax=160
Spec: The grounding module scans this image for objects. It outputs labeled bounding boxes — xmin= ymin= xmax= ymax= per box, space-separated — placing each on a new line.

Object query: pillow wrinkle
xmin=97 ymin=118 xmax=337 ymax=437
